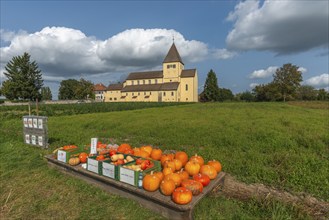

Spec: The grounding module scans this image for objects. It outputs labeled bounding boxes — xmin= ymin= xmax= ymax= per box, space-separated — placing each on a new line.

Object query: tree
xmin=219 ymin=88 xmax=234 ymax=101
xmin=58 ymin=78 xmax=94 ymax=100
xmin=273 ymin=63 xmax=302 ymax=102
xmin=238 ymin=90 xmax=254 ymax=102
xmin=296 ymin=85 xmax=317 ymax=100
xmin=200 ymin=69 xmax=220 ymax=102
xmin=1 ymin=52 xmax=43 ymax=101
xmin=41 ymin=87 xmax=52 ymax=100
xmin=317 ymin=89 xmax=329 ymax=100
xmin=253 ymin=83 xmax=281 ymax=101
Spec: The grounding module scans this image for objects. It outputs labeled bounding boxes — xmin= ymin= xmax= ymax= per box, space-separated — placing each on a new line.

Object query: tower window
xmin=186 ymin=84 xmax=188 ymax=91
xmin=143 ymin=80 xmax=145 ymax=84
xmin=155 ymin=79 xmax=158 ymax=84
xmin=171 ymin=92 xmax=174 ymax=96
xmin=173 ymin=64 xmax=176 ymax=68
xmin=132 ymin=81 xmax=134 ymax=85
xmin=149 ymin=80 xmax=151 ymax=84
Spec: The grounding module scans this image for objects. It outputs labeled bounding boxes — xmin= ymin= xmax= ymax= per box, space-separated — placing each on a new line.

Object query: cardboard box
xmin=118 ymin=160 xmax=161 ymax=187
xmin=101 ymin=154 xmax=136 ymax=180
xmin=87 ymin=155 xmax=110 ymax=175
xmin=57 ymin=147 xmax=86 ymax=163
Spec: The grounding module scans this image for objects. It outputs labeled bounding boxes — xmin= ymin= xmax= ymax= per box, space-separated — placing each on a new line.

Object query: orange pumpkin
xmin=200 ymin=165 xmax=217 ymax=180
xmin=176 ymin=169 xmax=189 ymax=181
xmin=143 ymin=172 xmax=161 ymax=192
xmin=167 ymin=153 xmax=175 ymax=160
xmin=172 ymin=159 xmax=183 ymax=171
xmin=161 ymin=155 xmax=173 ymax=167
xmin=141 ymin=145 xmax=153 ymax=155
xmin=163 ymin=160 xmax=176 ymax=170
xmin=160 ymin=179 xmax=176 ymax=196
xmin=150 ymin=148 xmax=162 ymax=161
xmin=162 ymin=167 xmax=174 ymax=176
xmin=184 ymin=161 xmax=201 ymax=176
xmin=207 ymin=160 xmax=222 ymax=173
xmin=175 ymin=151 xmax=189 ymax=166
xmin=133 ymin=147 xmax=141 ymax=155
xmin=172 ymin=187 xmax=193 ymax=205
xmin=154 ymin=171 xmax=164 ymax=181
xmin=139 ymin=150 xmax=150 ymax=158
xmin=181 ymin=179 xmax=203 ymax=195
xmin=79 ymin=152 xmax=88 ymax=163
xmin=164 ymin=173 xmax=182 ymax=187
xmin=189 ymin=154 xmax=204 ymax=166
xmin=117 ymin=143 xmax=131 ymax=153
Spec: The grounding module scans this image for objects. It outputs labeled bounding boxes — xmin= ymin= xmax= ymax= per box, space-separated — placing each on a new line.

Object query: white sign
xmin=38 ymin=119 xmax=43 ymax=129
xmin=31 ymin=135 xmax=36 ymax=145
xmin=119 ymin=168 xmax=135 ymax=186
xmin=23 ymin=118 xmax=28 ymax=128
xmin=87 ymin=158 xmax=99 ymax=174
xmin=57 ymin=150 xmax=67 ymax=163
xmin=38 ymin=136 xmax=43 ymax=146
xmin=28 ymin=118 xmax=33 ymax=128
xmin=33 ymin=118 xmax=38 ymax=128
xmin=102 ymin=162 xmax=115 ymax=179
xmin=25 ymin=134 xmax=30 ymax=144
xmin=90 ymin=138 xmax=98 ymax=155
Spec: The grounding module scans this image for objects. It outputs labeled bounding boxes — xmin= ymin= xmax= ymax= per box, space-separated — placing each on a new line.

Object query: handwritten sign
xmin=90 ymin=138 xmax=98 ymax=154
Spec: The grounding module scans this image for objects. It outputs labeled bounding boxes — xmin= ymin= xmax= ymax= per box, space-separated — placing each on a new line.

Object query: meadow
xmin=1 ymin=102 xmax=328 ymax=219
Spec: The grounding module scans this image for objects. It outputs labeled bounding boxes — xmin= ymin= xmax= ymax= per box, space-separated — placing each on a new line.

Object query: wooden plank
xmin=45 ymin=155 xmax=225 ymax=220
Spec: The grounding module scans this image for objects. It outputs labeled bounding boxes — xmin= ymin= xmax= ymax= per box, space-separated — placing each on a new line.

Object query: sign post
xmin=23 ymin=115 xmax=48 ymax=148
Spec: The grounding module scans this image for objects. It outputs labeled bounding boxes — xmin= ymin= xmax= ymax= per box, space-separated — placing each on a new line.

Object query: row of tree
xmin=1 ymin=53 xmax=328 ymax=102
xmin=200 ymin=65 xmax=329 ymax=102
xmin=0 ymin=53 xmax=94 ymax=101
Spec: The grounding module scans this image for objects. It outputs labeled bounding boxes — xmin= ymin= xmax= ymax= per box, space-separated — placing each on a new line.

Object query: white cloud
xmin=0 ymin=27 xmax=210 ymax=80
xmin=249 ymin=66 xmax=278 ymax=79
xmin=304 ymin=74 xmax=329 ymax=88
xmin=249 ymin=83 xmax=259 ymax=88
xmin=226 ymin=0 xmax=329 ymax=54
xmin=298 ymin=67 xmax=307 ymax=74
xmin=212 ymin=49 xmax=237 ymax=59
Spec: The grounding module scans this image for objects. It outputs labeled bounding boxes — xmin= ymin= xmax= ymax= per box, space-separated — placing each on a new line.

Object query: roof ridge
xmin=163 ymin=43 xmax=184 ymax=64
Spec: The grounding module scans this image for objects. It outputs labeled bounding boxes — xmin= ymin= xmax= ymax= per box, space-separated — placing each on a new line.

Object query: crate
xmin=57 ymin=148 xmax=85 ymax=163
xmin=102 ymin=154 xmax=136 ymax=180
xmin=87 ymin=155 xmax=110 ymax=175
xmin=118 ymin=160 xmax=161 ymax=187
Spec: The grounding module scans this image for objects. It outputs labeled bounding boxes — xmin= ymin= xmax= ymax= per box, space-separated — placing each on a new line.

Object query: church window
xmin=149 ymin=80 xmax=151 ymax=84
xmin=171 ymin=92 xmax=174 ymax=96
xmin=173 ymin=64 xmax=176 ymax=68
xmin=186 ymin=84 xmax=188 ymax=91
xmin=155 ymin=79 xmax=158 ymax=84
xmin=138 ymin=80 xmax=140 ymax=85
xmin=132 ymin=93 xmax=134 ymax=96
xmin=138 ymin=92 xmax=140 ymax=95
xmin=114 ymin=98 xmax=117 ymax=100
xmin=132 ymin=81 xmax=134 ymax=85
xmin=167 ymin=65 xmax=170 ymax=68
xmin=143 ymin=80 xmax=145 ymax=84
xmin=164 ymin=92 xmax=166 ymax=96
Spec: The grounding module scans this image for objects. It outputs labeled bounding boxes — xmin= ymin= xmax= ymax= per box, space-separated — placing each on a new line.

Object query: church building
xmin=105 ymin=43 xmax=198 ymax=102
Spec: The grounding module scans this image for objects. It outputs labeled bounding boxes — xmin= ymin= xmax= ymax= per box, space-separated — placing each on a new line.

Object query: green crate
xmin=57 ymin=147 xmax=87 ymax=163
xmin=118 ymin=160 xmax=161 ymax=187
xmin=102 ymin=154 xmax=134 ymax=180
xmin=87 ymin=155 xmax=110 ymax=175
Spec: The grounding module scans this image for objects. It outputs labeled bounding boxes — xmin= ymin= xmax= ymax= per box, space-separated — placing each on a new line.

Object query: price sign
xmin=90 ymin=138 xmax=98 ymax=154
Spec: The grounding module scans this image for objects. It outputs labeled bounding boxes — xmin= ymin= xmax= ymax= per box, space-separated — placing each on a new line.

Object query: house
xmin=94 ymin=83 xmax=107 ymax=102
xmin=105 ymin=43 xmax=198 ymax=102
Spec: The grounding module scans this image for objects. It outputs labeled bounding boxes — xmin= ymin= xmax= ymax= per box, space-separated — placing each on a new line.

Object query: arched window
xmin=185 ymin=84 xmax=188 ymax=91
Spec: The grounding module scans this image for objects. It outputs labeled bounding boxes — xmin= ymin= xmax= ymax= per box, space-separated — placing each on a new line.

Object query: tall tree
xmin=273 ymin=63 xmax=302 ymax=102
xmin=1 ymin=52 xmax=43 ymax=101
xmin=200 ymin=69 xmax=220 ymax=102
xmin=41 ymin=87 xmax=53 ymax=100
xmin=58 ymin=78 xmax=95 ymax=100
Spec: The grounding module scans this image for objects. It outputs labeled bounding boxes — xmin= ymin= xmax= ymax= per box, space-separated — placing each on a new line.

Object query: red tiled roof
xmin=94 ymin=83 xmax=107 ymax=91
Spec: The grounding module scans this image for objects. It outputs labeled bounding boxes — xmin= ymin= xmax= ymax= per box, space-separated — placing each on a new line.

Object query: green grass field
xmin=1 ymin=102 xmax=328 ymax=219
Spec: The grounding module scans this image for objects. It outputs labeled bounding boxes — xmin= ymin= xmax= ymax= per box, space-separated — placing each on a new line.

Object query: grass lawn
xmin=1 ymin=102 xmax=328 ymax=219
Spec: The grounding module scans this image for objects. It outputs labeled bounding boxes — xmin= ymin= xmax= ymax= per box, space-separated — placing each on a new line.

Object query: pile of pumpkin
xmin=127 ymin=145 xmax=222 ymax=205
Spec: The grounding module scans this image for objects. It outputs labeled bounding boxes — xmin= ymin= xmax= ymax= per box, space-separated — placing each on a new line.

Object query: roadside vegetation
xmin=1 ymin=102 xmax=328 ymax=219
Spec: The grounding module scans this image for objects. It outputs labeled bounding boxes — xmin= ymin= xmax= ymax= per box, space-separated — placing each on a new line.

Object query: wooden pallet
xmin=45 ymin=155 xmax=225 ymax=220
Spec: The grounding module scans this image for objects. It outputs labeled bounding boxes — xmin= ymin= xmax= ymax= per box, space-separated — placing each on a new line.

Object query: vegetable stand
xmin=45 ymin=154 xmax=225 ymax=220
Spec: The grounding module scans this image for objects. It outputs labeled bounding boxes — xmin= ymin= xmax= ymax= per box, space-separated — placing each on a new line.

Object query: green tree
xmin=253 ymin=83 xmax=281 ymax=101
xmin=58 ymin=78 xmax=95 ymax=100
xmin=219 ymin=88 xmax=234 ymax=101
xmin=273 ymin=63 xmax=302 ymax=102
xmin=296 ymin=85 xmax=317 ymax=100
xmin=1 ymin=52 xmax=43 ymax=101
xmin=238 ymin=90 xmax=254 ymax=102
xmin=41 ymin=87 xmax=52 ymax=100
xmin=200 ymin=69 xmax=220 ymax=102
xmin=317 ymin=89 xmax=329 ymax=100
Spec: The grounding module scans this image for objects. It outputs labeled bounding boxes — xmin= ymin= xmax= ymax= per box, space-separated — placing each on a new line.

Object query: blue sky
xmin=1 ymin=0 xmax=328 ymax=99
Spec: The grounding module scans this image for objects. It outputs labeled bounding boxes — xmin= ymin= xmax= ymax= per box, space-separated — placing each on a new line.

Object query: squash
xmin=68 ymin=157 xmax=80 ymax=166
xmin=200 ymin=165 xmax=217 ymax=180
xmin=176 ymin=169 xmax=189 ymax=181
xmin=141 ymin=145 xmax=153 ymax=155
xmin=150 ymin=148 xmax=162 ymax=161
xmin=184 ymin=161 xmax=201 ymax=176
xmin=160 ymin=179 xmax=176 ymax=196
xmin=189 ymin=154 xmax=204 ymax=166
xmin=193 ymin=173 xmax=210 ymax=187
xmin=172 ymin=159 xmax=183 ymax=171
xmin=181 ymin=179 xmax=203 ymax=195
xmin=175 ymin=151 xmax=189 ymax=166
xmin=161 ymin=155 xmax=173 ymax=167
xmin=207 ymin=160 xmax=222 ymax=173
xmin=117 ymin=143 xmax=131 ymax=153
xmin=79 ymin=152 xmax=88 ymax=163
xmin=164 ymin=173 xmax=182 ymax=187
xmin=162 ymin=167 xmax=174 ymax=176
xmin=143 ymin=171 xmax=161 ymax=192
xmin=163 ymin=160 xmax=176 ymax=170
xmin=172 ymin=187 xmax=193 ymax=205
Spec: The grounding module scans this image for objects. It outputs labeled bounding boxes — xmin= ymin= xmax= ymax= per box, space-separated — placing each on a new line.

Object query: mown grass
xmin=0 ymin=102 xmax=189 ymax=119
xmin=1 ymin=102 xmax=328 ymax=219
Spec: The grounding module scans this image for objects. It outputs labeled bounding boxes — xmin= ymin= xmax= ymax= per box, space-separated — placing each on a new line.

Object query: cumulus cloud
xmin=0 ymin=27 xmax=212 ymax=81
xmin=212 ymin=48 xmax=237 ymax=59
xmin=249 ymin=83 xmax=259 ymax=88
xmin=249 ymin=66 xmax=278 ymax=79
xmin=298 ymin=67 xmax=307 ymax=74
xmin=226 ymin=0 xmax=329 ymax=54
xmin=304 ymin=74 xmax=329 ymax=88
